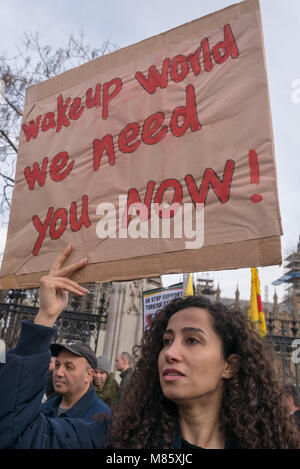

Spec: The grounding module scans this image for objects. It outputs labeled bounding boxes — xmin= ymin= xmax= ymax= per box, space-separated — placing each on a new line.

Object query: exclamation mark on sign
xmin=249 ymin=149 xmax=263 ymax=203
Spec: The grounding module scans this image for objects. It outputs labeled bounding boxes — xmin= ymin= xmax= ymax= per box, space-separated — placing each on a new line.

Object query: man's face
xmin=53 ymin=350 xmax=94 ymax=397
xmin=94 ymin=369 xmax=108 ymax=389
xmin=115 ymin=354 xmax=126 ymax=372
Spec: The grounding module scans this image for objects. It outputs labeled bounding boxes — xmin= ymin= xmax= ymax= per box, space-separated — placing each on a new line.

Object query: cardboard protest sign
xmin=0 ymin=0 xmax=282 ymax=289
xmin=143 ymin=284 xmax=183 ymax=329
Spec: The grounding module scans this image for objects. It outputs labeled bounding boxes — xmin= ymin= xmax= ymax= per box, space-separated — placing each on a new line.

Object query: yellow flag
xmin=248 ymin=267 xmax=266 ymax=337
xmin=183 ymin=273 xmax=194 ymax=298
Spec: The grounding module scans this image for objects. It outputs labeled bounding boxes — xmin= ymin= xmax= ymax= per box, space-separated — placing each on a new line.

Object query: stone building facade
xmin=66 ymin=277 xmax=161 ymax=376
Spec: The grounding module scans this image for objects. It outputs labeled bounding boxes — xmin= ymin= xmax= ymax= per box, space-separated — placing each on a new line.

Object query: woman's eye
xmin=162 ymin=337 xmax=172 ymax=346
xmin=186 ymin=337 xmax=200 ymax=344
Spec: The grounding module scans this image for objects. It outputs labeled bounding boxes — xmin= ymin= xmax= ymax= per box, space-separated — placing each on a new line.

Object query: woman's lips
xmin=162 ymin=368 xmax=185 ymax=382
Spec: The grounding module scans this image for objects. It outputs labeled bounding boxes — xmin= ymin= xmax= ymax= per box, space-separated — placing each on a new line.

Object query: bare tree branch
xmin=0 ymin=129 xmax=18 ymax=153
xmin=0 ymin=30 xmax=118 ymax=223
xmin=4 ymin=96 xmax=22 ymax=117
xmin=3 ymin=183 xmax=13 ymax=208
xmin=0 ymin=172 xmax=15 ymax=184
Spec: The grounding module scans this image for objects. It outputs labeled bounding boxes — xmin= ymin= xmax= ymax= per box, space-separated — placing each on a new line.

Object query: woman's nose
xmin=164 ymin=341 xmax=182 ymax=362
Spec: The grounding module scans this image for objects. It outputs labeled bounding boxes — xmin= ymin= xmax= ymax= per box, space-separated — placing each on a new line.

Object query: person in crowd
xmin=94 ymin=355 xmax=119 ymax=406
xmin=115 ymin=352 xmax=133 ymax=392
xmin=283 ymin=383 xmax=300 ymax=430
xmin=0 ymin=245 xmax=299 ymax=448
xmin=42 ymin=341 xmax=110 ymax=421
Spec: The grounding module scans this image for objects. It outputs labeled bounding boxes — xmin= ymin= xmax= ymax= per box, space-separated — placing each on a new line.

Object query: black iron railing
xmin=0 ymin=301 xmax=107 ymax=352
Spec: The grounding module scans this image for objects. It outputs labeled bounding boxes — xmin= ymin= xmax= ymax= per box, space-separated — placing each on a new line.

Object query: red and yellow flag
xmin=248 ymin=267 xmax=266 ymax=338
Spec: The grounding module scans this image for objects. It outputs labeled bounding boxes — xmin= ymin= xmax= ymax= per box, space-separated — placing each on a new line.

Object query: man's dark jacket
xmin=42 ymin=384 xmax=110 ymax=422
xmin=120 ymin=367 xmax=133 ymax=390
xmin=0 ymin=320 xmax=110 ymax=449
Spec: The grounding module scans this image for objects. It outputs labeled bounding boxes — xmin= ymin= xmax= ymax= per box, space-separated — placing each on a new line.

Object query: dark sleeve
xmin=0 ymin=320 xmax=53 ymax=448
xmin=0 ymin=320 xmax=108 ymax=449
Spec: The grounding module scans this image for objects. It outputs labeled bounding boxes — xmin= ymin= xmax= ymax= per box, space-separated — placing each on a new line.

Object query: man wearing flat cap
xmin=42 ymin=342 xmax=110 ymax=421
xmin=94 ymin=355 xmax=119 ymax=406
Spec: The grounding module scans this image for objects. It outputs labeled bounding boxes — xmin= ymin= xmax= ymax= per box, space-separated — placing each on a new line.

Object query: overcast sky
xmin=0 ymin=0 xmax=299 ymax=302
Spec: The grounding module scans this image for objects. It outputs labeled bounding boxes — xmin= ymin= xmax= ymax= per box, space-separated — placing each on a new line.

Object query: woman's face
xmin=158 ymin=307 xmax=232 ymax=406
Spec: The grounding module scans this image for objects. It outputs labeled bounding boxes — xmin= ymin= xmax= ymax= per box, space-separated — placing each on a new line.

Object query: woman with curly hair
xmin=108 ymin=296 xmax=300 ymax=449
xmin=1 ymin=246 xmax=299 ymax=449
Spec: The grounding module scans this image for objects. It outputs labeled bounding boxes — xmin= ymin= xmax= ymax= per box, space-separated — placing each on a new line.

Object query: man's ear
xmin=87 ymin=368 xmax=95 ymax=383
xmin=223 ymin=354 xmax=240 ymax=380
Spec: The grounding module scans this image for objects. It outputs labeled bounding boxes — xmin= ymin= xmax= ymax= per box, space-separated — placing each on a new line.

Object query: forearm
xmin=34 ymin=311 xmax=58 ymax=328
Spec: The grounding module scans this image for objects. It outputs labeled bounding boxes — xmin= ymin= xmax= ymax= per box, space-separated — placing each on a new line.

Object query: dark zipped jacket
xmin=0 ymin=320 xmax=110 ymax=449
xmin=42 ymin=384 xmax=110 ymax=422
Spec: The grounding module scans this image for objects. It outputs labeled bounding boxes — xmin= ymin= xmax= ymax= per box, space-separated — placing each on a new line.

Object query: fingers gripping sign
xmin=35 ymin=245 xmax=89 ymax=327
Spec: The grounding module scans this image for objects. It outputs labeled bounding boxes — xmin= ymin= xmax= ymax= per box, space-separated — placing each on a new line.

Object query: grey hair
xmin=121 ymin=352 xmax=132 ymax=366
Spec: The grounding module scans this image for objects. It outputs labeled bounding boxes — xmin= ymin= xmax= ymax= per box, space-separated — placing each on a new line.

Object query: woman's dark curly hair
xmin=107 ymin=296 xmax=300 ymax=448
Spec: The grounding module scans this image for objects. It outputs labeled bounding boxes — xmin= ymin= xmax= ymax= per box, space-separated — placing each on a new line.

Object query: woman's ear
xmin=222 ymin=354 xmax=240 ymax=380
